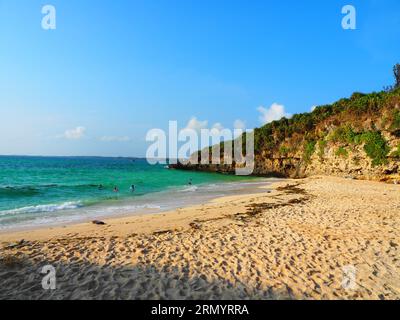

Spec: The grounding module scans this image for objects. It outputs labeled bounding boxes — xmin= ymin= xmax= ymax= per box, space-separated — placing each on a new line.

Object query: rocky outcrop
xmin=172 ymin=90 xmax=400 ymax=183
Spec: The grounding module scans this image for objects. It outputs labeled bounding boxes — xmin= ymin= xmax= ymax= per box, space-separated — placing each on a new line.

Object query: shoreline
xmin=1 ymin=175 xmax=399 ymax=299
xmin=0 ymin=179 xmax=279 ymax=242
xmin=0 ymin=179 xmax=276 ymax=236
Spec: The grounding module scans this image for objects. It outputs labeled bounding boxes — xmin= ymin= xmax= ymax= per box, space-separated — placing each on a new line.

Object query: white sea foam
xmin=106 ymin=204 xmax=162 ymax=211
xmin=0 ymin=201 xmax=83 ymax=216
xmin=136 ymin=204 xmax=162 ymax=209
xmin=0 ymin=178 xmax=276 ymax=231
xmin=178 ymin=186 xmax=198 ymax=192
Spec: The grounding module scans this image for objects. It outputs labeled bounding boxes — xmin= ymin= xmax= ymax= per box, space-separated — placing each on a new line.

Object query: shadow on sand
xmin=0 ymin=255 xmax=292 ymax=300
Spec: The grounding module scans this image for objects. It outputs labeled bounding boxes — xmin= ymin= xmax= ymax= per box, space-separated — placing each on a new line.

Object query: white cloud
xmin=211 ymin=122 xmax=224 ymax=131
xmin=182 ymin=117 xmax=248 ymax=132
xmin=233 ymin=119 xmax=246 ymax=138
xmin=233 ymin=119 xmax=246 ymax=130
xmin=181 ymin=117 xmax=226 ymax=134
xmin=257 ymin=103 xmax=291 ymax=124
xmin=63 ymin=126 xmax=86 ymax=140
xmin=100 ymin=136 xmax=131 ymax=142
xmin=183 ymin=117 xmax=208 ymax=132
xmin=180 ymin=117 xmax=248 ymax=140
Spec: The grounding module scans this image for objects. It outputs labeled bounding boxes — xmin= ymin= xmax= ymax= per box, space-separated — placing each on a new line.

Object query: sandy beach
xmin=0 ymin=176 xmax=399 ymax=300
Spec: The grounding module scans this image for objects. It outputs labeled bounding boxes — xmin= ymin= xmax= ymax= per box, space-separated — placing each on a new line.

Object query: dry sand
xmin=0 ymin=176 xmax=399 ymax=300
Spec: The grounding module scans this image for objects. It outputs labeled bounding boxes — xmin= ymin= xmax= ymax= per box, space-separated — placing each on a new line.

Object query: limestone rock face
xmin=172 ymin=138 xmax=399 ymax=182
xmin=173 ymin=142 xmax=399 ymax=182
xmin=171 ymin=90 xmax=400 ymax=183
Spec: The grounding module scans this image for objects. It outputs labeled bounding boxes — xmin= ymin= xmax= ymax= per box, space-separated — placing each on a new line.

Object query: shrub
xmin=360 ymin=131 xmax=390 ymax=166
xmin=390 ymin=144 xmax=400 ymax=158
xmin=390 ymin=110 xmax=400 ymax=130
xmin=335 ymin=147 xmax=349 ymax=158
xmin=350 ymin=92 xmax=366 ymax=101
xmin=317 ymin=140 xmax=327 ymax=160
xmin=328 ymin=125 xmax=358 ymax=144
xmin=279 ymin=145 xmax=291 ymax=155
xmin=303 ymin=141 xmax=316 ymax=163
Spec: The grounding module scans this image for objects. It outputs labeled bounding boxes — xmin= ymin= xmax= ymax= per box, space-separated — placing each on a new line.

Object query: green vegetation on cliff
xmin=251 ymin=87 xmax=400 ymax=167
xmin=360 ymin=131 xmax=390 ymax=166
xmin=335 ymin=147 xmax=349 ymax=158
xmin=187 ymin=67 xmax=400 ymax=179
xmin=390 ymin=144 xmax=400 ymax=158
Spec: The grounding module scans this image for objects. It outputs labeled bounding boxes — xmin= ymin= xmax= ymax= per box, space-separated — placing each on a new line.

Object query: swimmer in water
xmin=188 ymin=178 xmax=192 ymax=185
xmin=113 ymin=186 xmax=119 ymax=192
xmin=130 ymin=184 xmax=135 ymax=192
xmin=98 ymin=184 xmax=104 ymax=190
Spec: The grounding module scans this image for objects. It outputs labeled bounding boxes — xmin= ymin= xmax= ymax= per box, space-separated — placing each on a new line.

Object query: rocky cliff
xmin=173 ymin=89 xmax=400 ymax=183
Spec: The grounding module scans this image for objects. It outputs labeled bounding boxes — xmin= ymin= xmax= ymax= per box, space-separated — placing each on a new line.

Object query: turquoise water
xmin=0 ymin=156 xmax=265 ymax=230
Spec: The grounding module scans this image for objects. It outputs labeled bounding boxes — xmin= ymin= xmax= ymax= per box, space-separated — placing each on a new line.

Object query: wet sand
xmin=0 ymin=176 xmax=399 ymax=300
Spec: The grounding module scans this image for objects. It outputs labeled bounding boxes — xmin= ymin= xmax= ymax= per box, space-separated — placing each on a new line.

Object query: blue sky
xmin=1 ymin=0 xmax=399 ymax=157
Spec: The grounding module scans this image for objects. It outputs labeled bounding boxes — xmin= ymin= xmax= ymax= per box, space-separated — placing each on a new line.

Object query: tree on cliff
xmin=384 ymin=64 xmax=400 ymax=92
xmin=394 ymin=63 xmax=400 ymax=89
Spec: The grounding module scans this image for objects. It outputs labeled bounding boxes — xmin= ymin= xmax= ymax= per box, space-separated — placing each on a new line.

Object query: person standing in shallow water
xmin=130 ymin=185 xmax=135 ymax=192
xmin=113 ymin=186 xmax=119 ymax=193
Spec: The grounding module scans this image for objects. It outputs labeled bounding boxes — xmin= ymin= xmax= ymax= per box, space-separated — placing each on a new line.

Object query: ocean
xmin=0 ymin=156 xmax=271 ymax=231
